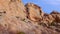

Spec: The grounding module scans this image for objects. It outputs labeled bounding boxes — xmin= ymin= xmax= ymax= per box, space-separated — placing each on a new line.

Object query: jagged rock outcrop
xmin=25 ymin=3 xmax=44 ymax=22
xmin=50 ymin=11 xmax=60 ymax=14
xmin=25 ymin=3 xmax=60 ymax=34
xmin=0 ymin=0 xmax=60 ymax=34
xmin=50 ymin=11 xmax=60 ymax=23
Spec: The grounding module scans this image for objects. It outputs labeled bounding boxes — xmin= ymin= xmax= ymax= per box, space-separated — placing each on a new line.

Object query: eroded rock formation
xmin=0 ymin=0 xmax=60 ymax=34
xmin=25 ymin=3 xmax=44 ymax=22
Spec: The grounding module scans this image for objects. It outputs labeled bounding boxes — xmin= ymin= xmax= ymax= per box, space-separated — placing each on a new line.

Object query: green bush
xmin=17 ymin=32 xmax=25 ymax=34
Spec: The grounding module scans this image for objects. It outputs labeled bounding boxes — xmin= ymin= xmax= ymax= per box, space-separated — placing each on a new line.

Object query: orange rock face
xmin=0 ymin=0 xmax=60 ymax=34
xmin=0 ymin=0 xmax=26 ymax=19
xmin=0 ymin=0 xmax=27 ymax=34
xmin=25 ymin=3 xmax=44 ymax=22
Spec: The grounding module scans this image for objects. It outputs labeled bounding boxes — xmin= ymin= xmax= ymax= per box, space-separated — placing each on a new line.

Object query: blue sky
xmin=22 ymin=0 xmax=60 ymax=13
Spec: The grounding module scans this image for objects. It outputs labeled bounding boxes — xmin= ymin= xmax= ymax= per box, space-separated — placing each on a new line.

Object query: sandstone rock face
xmin=41 ymin=14 xmax=55 ymax=26
xmin=50 ymin=11 xmax=60 ymax=14
xmin=0 ymin=0 xmax=26 ymax=19
xmin=0 ymin=0 xmax=60 ymax=34
xmin=25 ymin=3 xmax=44 ymax=22
xmin=0 ymin=0 xmax=27 ymax=34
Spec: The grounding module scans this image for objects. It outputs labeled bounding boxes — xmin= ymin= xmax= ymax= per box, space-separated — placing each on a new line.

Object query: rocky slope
xmin=0 ymin=0 xmax=60 ymax=34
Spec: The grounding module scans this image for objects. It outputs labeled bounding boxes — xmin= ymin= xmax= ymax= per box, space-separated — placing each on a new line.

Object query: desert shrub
xmin=17 ymin=32 xmax=25 ymax=34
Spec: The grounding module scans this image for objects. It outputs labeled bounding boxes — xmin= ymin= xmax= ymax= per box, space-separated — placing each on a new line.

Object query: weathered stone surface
xmin=0 ymin=0 xmax=26 ymax=19
xmin=0 ymin=0 xmax=60 ymax=34
xmin=25 ymin=3 xmax=44 ymax=22
xmin=50 ymin=11 xmax=60 ymax=14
